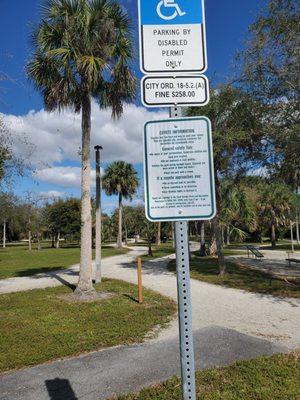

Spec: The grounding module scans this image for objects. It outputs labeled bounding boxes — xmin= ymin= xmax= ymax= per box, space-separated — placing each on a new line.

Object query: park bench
xmin=244 ymin=245 xmax=264 ymax=260
xmin=286 ymin=253 xmax=300 ymax=267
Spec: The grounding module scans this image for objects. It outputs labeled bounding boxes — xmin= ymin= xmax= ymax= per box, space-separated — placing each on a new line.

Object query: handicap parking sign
xmin=138 ymin=0 xmax=207 ymax=74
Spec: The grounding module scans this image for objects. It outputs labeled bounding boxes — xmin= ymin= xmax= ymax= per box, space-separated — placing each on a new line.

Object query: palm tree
xmin=259 ymin=183 xmax=292 ymax=248
xmin=102 ymin=161 xmax=138 ymax=248
xmin=219 ymin=180 xmax=257 ymax=245
xmin=27 ymin=0 xmax=135 ymax=295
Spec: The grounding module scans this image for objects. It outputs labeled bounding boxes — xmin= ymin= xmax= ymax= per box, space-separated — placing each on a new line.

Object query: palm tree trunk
xmin=199 ymin=221 xmax=206 ymax=256
xmin=37 ymin=232 xmax=41 ymax=251
xmin=117 ymin=193 xmax=123 ymax=248
xmin=148 ymin=237 xmax=153 ymax=256
xmin=296 ymin=210 xmax=300 ymax=244
xmin=194 ymin=222 xmax=199 ymax=240
xmin=226 ymin=225 xmax=230 ymax=246
xmin=3 ymin=220 xmax=6 ymax=248
xmin=56 ymin=232 xmax=60 ymax=249
xmin=172 ymin=223 xmax=175 ymax=248
xmin=28 ymin=230 xmax=32 ymax=251
xmin=156 ymin=222 xmax=161 ymax=245
xmin=124 ymin=222 xmax=128 ymax=245
xmin=290 ymin=221 xmax=294 ymax=253
xmin=213 ymin=217 xmax=226 ymax=276
xmin=76 ymin=95 xmax=94 ymax=295
xmin=208 ymin=221 xmax=217 ymax=255
xmin=271 ymin=224 xmax=276 ymax=248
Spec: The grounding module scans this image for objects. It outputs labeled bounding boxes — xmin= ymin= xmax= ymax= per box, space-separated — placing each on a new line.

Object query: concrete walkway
xmin=0 ymin=327 xmax=286 ymax=400
xmin=0 ymin=246 xmax=299 ymax=399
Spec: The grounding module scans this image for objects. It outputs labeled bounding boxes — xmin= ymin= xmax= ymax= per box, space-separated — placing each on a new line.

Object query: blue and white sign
xmin=138 ymin=0 xmax=207 ymax=74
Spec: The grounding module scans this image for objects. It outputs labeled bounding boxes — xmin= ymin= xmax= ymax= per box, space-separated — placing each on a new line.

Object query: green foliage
xmin=0 ymin=279 xmax=176 ymax=372
xmin=0 ymin=192 xmax=15 ymax=222
xmin=238 ymin=0 xmax=300 ymax=190
xmin=239 ymin=0 xmax=299 ymax=123
xmin=168 ymin=253 xmax=300 ymax=298
xmin=219 ymin=179 xmax=257 ymax=241
xmin=102 ymin=161 xmax=139 ymax=200
xmin=101 ymin=213 xmax=116 ymax=242
xmin=45 ymin=198 xmax=81 ymax=240
xmin=27 ymin=0 xmax=136 ymax=117
xmin=187 ymin=86 xmax=265 ymax=179
xmin=259 ymin=182 xmax=293 ymax=229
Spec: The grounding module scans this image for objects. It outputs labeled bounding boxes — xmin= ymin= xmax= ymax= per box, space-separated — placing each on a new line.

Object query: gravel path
xmin=1 ymin=245 xmax=299 ymax=348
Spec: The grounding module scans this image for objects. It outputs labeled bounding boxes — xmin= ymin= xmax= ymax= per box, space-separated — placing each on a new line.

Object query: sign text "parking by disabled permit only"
xmin=138 ymin=0 xmax=207 ymax=74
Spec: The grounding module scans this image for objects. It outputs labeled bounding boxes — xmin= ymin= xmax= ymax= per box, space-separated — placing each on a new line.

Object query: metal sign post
xmin=138 ymin=2 xmax=212 ymax=398
xmin=171 ymin=106 xmax=196 ymax=400
xmin=94 ymin=145 xmax=103 ymax=283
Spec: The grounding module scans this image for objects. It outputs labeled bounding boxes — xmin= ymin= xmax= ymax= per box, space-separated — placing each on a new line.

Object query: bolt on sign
xmin=138 ymin=0 xmax=207 ymax=74
xmin=144 ymin=117 xmax=216 ymax=222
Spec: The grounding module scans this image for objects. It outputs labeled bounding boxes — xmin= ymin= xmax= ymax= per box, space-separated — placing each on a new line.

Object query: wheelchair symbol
xmin=157 ymin=0 xmax=186 ymax=21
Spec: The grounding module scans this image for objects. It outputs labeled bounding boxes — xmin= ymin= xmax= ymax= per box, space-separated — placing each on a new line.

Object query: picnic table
xmin=244 ymin=245 xmax=264 ymax=259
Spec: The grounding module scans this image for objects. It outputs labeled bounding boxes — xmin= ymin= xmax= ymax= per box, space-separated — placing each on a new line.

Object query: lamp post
xmin=94 ymin=145 xmax=103 ymax=283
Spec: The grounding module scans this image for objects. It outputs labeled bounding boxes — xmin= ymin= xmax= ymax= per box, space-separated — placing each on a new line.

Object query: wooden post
xmin=137 ymin=257 xmax=143 ymax=304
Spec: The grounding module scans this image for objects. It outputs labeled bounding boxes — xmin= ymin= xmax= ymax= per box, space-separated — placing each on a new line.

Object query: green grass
xmin=0 ymin=279 xmax=176 ymax=372
xmin=226 ymin=241 xmax=300 ymax=252
xmin=118 ymin=352 xmax=300 ymax=399
xmin=168 ymin=253 xmax=300 ymax=298
xmin=0 ymin=243 xmax=129 ymax=279
xmin=222 ymin=248 xmax=247 ymax=256
xmin=262 ymin=243 xmax=300 ymax=251
xmin=139 ymin=243 xmax=246 ymax=261
xmin=141 ymin=243 xmax=176 ymax=261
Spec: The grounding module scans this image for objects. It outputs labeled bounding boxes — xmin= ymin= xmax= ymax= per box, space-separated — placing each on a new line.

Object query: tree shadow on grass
xmin=14 ymin=267 xmax=78 ymax=291
xmin=118 ymin=257 xmax=175 ymax=277
xmin=16 ymin=266 xmax=65 ymax=277
xmin=123 ymin=293 xmax=139 ymax=303
xmin=45 ymin=378 xmax=78 ymax=400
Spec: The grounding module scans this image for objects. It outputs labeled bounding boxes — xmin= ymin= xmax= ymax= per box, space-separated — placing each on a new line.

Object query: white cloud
xmin=34 ymin=166 xmax=98 ymax=188
xmin=2 ymin=103 xmax=167 ymax=168
xmin=39 ymin=190 xmax=66 ymax=198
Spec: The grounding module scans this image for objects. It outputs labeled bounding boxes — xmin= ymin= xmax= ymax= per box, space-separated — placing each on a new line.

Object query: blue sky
xmin=0 ymin=0 xmax=267 ymax=212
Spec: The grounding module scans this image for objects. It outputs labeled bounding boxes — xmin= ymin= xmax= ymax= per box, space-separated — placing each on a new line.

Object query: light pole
xmin=94 ymin=145 xmax=103 ymax=283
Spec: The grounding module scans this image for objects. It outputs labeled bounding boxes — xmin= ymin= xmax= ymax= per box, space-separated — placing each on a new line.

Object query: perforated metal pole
xmin=94 ymin=145 xmax=103 ymax=283
xmin=170 ymin=106 xmax=196 ymax=400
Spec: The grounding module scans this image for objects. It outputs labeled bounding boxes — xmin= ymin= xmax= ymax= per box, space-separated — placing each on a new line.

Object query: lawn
xmin=141 ymin=242 xmax=176 ymax=261
xmin=262 ymin=243 xmax=300 ymax=252
xmin=0 ymin=243 xmax=129 ymax=279
xmin=226 ymin=240 xmax=300 ymax=252
xmin=0 ymin=279 xmax=176 ymax=372
xmin=118 ymin=351 xmax=300 ymax=400
xmin=168 ymin=253 xmax=300 ymax=298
